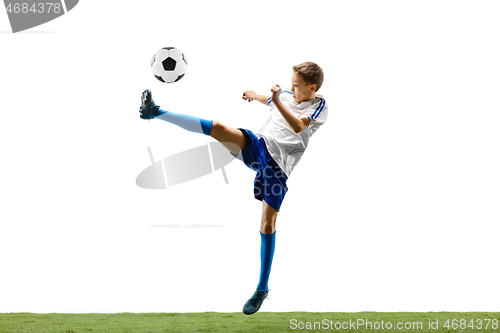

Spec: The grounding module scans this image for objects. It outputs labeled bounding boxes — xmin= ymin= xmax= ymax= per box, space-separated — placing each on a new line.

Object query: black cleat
xmin=243 ymin=289 xmax=269 ymax=315
xmin=139 ymin=89 xmax=160 ymax=119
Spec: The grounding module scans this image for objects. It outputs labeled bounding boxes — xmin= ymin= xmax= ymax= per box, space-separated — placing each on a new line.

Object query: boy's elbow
xmin=294 ymin=118 xmax=312 ymax=133
xmin=294 ymin=125 xmax=306 ymax=134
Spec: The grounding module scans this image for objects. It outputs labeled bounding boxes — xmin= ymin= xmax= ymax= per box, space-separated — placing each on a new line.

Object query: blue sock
xmin=154 ymin=109 xmax=213 ymax=136
xmin=257 ymin=231 xmax=276 ymax=291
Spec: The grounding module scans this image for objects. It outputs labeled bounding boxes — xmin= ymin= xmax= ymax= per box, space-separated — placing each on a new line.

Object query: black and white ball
xmin=150 ymin=47 xmax=188 ymax=83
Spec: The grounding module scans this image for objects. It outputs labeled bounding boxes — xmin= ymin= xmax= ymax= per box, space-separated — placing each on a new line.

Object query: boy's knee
xmin=211 ymin=120 xmax=224 ymax=134
xmin=261 ymin=219 xmax=276 ymax=234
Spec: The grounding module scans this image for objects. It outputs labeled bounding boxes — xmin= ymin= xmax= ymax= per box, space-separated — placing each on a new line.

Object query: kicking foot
xmin=139 ymin=89 xmax=160 ymax=119
xmin=242 ymin=289 xmax=269 ymax=315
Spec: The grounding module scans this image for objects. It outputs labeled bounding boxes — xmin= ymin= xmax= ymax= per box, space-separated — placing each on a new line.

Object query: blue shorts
xmin=234 ymin=128 xmax=288 ymax=212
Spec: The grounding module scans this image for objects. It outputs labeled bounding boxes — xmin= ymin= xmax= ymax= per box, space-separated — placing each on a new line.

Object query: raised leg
xmin=141 ymin=90 xmax=249 ymax=156
xmin=209 ymin=120 xmax=249 ymax=156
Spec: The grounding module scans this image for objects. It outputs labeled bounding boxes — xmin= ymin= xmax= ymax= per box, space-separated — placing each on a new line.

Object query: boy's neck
xmin=303 ymin=93 xmax=316 ymax=102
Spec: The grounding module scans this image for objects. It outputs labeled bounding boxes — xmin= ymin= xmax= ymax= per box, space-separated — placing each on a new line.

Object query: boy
xmin=139 ymin=62 xmax=328 ymax=315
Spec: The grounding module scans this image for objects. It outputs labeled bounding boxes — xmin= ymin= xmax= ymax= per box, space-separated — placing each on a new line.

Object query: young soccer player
xmin=139 ymin=62 xmax=328 ymax=315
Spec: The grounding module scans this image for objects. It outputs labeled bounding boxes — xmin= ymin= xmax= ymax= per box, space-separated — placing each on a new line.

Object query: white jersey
xmin=257 ymin=90 xmax=328 ymax=177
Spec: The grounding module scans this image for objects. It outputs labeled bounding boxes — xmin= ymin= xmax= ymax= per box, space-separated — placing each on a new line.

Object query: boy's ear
xmin=310 ymin=84 xmax=317 ymax=92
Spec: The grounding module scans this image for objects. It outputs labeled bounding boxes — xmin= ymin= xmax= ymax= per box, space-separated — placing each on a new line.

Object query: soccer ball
xmin=150 ymin=47 xmax=188 ymax=83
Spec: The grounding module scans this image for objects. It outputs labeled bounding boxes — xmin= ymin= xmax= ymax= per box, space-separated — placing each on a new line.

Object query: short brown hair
xmin=292 ymin=62 xmax=324 ymax=91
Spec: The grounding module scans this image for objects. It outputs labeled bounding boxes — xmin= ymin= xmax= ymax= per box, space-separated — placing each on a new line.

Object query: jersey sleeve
xmin=301 ymin=98 xmax=328 ymax=124
xmin=267 ymin=90 xmax=293 ymax=108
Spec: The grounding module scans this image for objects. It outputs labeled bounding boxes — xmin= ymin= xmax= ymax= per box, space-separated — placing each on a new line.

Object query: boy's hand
xmin=271 ymin=84 xmax=282 ymax=103
xmin=243 ymin=91 xmax=271 ymax=105
xmin=242 ymin=90 xmax=257 ymax=102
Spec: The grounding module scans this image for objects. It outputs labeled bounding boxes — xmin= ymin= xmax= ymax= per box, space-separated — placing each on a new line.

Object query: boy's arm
xmin=271 ymin=84 xmax=311 ymax=133
xmin=242 ymin=90 xmax=270 ymax=106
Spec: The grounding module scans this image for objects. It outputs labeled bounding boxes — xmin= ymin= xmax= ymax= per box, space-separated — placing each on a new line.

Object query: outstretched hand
xmin=242 ymin=90 xmax=256 ymax=102
xmin=271 ymin=84 xmax=282 ymax=103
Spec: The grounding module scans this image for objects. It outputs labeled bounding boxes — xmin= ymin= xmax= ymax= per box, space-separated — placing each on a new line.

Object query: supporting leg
xmin=260 ymin=200 xmax=278 ymax=234
xmin=257 ymin=201 xmax=278 ymax=292
xmin=242 ymin=201 xmax=278 ymax=314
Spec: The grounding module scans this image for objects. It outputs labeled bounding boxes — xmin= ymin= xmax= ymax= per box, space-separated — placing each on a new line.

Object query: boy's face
xmin=291 ymin=72 xmax=316 ymax=103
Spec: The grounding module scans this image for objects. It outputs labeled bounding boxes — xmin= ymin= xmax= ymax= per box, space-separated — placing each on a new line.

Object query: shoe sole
xmin=140 ymin=90 xmax=158 ymax=119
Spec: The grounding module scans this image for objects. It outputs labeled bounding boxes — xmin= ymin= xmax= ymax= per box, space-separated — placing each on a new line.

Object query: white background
xmin=1 ymin=0 xmax=499 ymax=313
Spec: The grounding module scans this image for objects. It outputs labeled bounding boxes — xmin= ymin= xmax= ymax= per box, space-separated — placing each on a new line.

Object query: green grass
xmin=1 ymin=312 xmax=499 ymax=333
